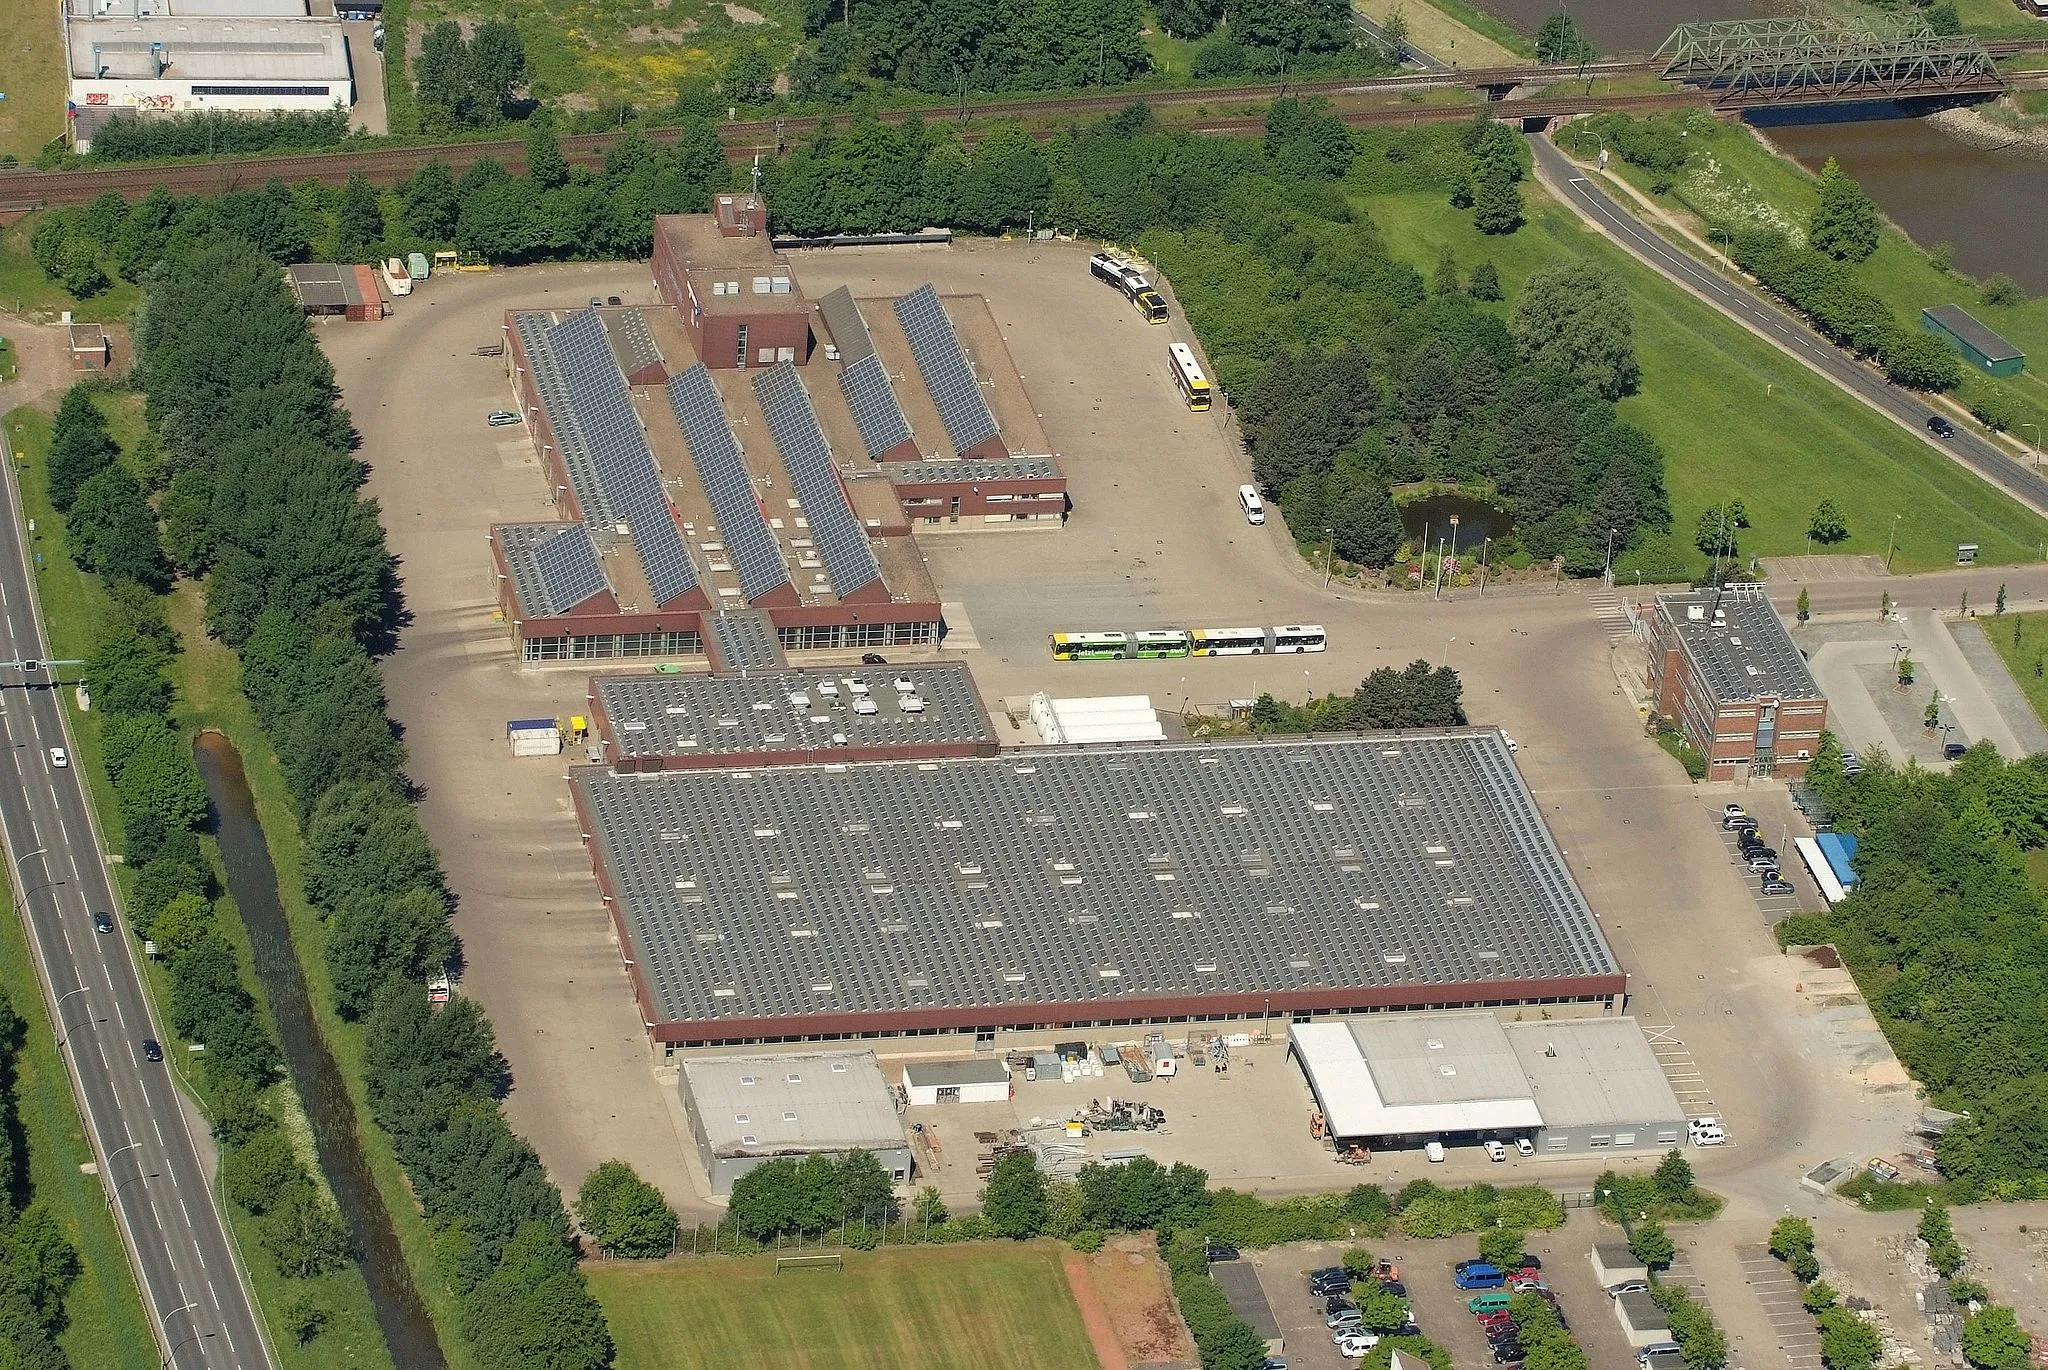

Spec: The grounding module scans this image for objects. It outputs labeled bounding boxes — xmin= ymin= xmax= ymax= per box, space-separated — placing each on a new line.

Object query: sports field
xmin=588 ymin=1243 xmax=1104 ymax=1370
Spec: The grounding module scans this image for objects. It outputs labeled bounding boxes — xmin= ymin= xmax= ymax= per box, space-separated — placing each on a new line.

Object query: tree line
xmin=0 ymin=991 xmax=88 ymax=1370
xmin=36 ymin=382 xmax=360 ymax=1323
xmin=1248 ymin=660 xmax=1467 ymax=734
xmin=132 ymin=237 xmax=613 ymax=1366
xmin=1787 ymin=740 xmax=2048 ymax=1198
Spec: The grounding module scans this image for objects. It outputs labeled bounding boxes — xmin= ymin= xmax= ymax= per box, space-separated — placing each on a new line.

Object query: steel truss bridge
xmin=1656 ymin=15 xmax=2005 ymax=106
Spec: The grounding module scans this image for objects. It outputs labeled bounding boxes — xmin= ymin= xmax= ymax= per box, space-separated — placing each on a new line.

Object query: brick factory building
xmin=568 ymin=731 xmax=1628 ymax=1053
xmin=1647 ymin=585 xmax=1827 ymax=779
xmin=487 ymin=199 xmax=1068 ymax=664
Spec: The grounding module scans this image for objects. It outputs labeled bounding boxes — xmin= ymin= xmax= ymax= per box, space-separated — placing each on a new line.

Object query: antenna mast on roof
xmin=751 ymin=154 xmax=762 ymax=195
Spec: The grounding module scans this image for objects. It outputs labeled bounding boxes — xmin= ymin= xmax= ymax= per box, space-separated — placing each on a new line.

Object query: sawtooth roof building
xmin=569 ymin=730 xmax=1626 ymax=1052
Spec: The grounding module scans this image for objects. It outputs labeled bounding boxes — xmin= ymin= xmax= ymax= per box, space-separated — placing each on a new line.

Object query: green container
xmin=1468 ymin=1292 xmax=1513 ymax=1313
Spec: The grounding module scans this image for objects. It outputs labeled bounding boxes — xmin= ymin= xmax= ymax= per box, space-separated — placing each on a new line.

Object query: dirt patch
xmin=0 ymin=319 xmax=88 ymax=413
xmin=1080 ymin=1235 xmax=1194 ymax=1368
xmin=722 ymin=1 xmax=764 ymax=20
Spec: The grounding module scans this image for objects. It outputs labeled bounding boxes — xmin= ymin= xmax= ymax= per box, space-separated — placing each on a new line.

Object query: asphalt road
xmin=0 ymin=431 xmax=271 ymax=1368
xmin=1526 ymin=134 xmax=2048 ymax=521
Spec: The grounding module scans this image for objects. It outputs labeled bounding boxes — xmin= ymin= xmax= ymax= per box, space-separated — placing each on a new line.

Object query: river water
xmin=1754 ymin=110 xmax=2048 ymax=295
xmin=193 ymin=732 xmax=446 ymax=1370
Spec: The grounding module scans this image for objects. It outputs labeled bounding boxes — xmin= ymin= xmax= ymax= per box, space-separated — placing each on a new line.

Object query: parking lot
xmin=1736 ymin=1244 xmax=1821 ymax=1370
xmin=1707 ymin=792 xmax=1820 ymax=926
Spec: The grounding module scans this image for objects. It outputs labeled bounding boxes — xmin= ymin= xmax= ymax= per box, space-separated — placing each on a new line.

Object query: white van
xmin=1238 ymin=485 xmax=1265 ymax=525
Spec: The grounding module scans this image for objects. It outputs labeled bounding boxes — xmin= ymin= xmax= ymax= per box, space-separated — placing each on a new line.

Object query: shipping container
xmin=382 ymin=258 xmax=413 ymax=296
xmin=407 ymin=252 xmax=430 ymax=280
xmin=507 ymin=717 xmax=561 ymax=756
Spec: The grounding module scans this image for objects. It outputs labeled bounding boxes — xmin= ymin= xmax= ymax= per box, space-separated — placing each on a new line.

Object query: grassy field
xmin=589 ymin=1244 xmax=1103 ymax=1370
xmin=0 ymin=0 xmax=66 ymax=160
xmin=1581 ymin=113 xmax=2048 ymax=456
xmin=1953 ymin=0 xmax=2048 ymax=38
xmin=1360 ymin=184 xmax=2048 ymax=577
xmin=1986 ymin=609 xmax=2048 ymax=732
xmin=1352 ymin=0 xmax=1522 ymax=65
xmin=5 ymin=398 xmax=399 ymax=1370
xmin=0 ymin=221 xmax=143 ymax=325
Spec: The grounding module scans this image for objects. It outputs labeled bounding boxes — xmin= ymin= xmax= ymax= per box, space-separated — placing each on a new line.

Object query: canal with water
xmin=1754 ymin=109 xmax=2048 ymax=296
xmin=193 ymin=731 xmax=446 ymax=1370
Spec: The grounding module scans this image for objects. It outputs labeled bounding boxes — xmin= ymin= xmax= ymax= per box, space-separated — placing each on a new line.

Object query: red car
xmin=1476 ymin=1312 xmax=1514 ymax=1329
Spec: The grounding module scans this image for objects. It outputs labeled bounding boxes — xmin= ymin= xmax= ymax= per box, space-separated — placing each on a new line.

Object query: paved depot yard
xmin=330 ymin=239 xmax=1928 ymax=1311
xmin=586 ymin=1243 xmax=1100 ymax=1370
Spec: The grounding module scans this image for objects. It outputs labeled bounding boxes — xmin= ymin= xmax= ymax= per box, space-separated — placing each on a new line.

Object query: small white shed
xmin=901 ymin=1059 xmax=1013 ymax=1105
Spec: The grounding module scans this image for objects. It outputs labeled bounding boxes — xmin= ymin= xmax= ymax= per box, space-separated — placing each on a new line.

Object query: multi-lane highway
xmin=0 ymin=428 xmax=271 ymax=1368
xmin=1528 ymin=133 xmax=2048 ymax=522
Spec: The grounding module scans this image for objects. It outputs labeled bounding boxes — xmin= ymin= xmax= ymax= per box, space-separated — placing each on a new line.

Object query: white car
xmin=1722 ymin=803 xmax=1747 ymax=819
xmin=1424 ymin=1140 xmax=1446 ymax=1163
xmin=47 ymin=746 xmax=67 ymax=768
xmin=1688 ymin=1116 xmax=1727 ymax=1146
xmin=1484 ymin=1139 xmax=1508 ymax=1162
xmin=1515 ymin=1136 xmax=1535 ymax=1156
xmin=1337 ymin=1334 xmax=1379 ymax=1359
xmin=1501 ymin=731 xmax=1519 ymax=752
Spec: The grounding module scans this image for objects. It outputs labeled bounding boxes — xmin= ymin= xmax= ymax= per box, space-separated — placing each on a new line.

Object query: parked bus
xmin=1168 ymin=343 xmax=1212 ymax=411
xmin=1269 ymin=625 xmax=1328 ymax=654
xmin=1050 ymin=632 xmax=1131 ymax=661
xmin=1191 ymin=627 xmax=1268 ymax=656
xmin=1794 ymin=836 xmax=1849 ymax=904
xmin=1089 ymin=252 xmax=1168 ymax=321
xmin=1131 ymin=629 xmax=1192 ymax=658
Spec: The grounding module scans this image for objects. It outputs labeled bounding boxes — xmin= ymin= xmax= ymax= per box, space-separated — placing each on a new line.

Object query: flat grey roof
xmin=1209 ymin=1261 xmax=1283 ymax=1342
xmin=1658 ymin=589 xmax=1819 ymax=703
xmin=1506 ymin=1017 xmax=1685 ymax=1128
xmin=285 ymin=262 xmax=359 ymax=310
xmin=901 ymin=1059 xmax=1012 ymax=1087
xmin=1924 ymin=305 xmax=2022 ymax=363
xmin=69 ymin=16 xmax=349 ymax=80
xmin=816 ymin=286 xmax=878 ymax=366
xmin=1351 ymin=1011 xmax=1529 ymax=1106
xmin=575 ymin=730 xmax=1620 ymax=1031
xmin=681 ymin=1051 xmax=904 ymax=1156
xmin=597 ymin=663 xmax=994 ymax=760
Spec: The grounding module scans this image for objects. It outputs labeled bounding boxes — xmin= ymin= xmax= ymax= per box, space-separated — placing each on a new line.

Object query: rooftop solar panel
xmin=837 ymin=353 xmax=917 ymax=461
xmin=894 ymin=284 xmax=1000 ymax=453
xmin=664 ymin=365 xmax=791 ymax=603
xmin=531 ymin=523 xmax=610 ymax=613
xmin=752 ymin=365 xmax=882 ymax=598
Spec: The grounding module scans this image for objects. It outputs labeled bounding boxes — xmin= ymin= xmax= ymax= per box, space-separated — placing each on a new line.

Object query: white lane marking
xmin=153 ymin=1118 xmax=165 ymax=1146
xmin=181 ymin=1197 xmax=196 ymax=1230
xmin=114 ymin=999 xmax=126 ymax=1029
xmin=207 ymin=1277 xmax=221 ymax=1311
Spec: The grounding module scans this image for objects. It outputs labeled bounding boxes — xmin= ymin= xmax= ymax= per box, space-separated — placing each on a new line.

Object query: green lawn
xmin=0 ymin=0 xmax=67 ymax=160
xmin=0 ymin=219 xmax=142 ymax=324
xmin=1360 ymin=184 xmax=2048 ymax=577
xmin=5 ymin=400 xmax=398 ymax=1370
xmin=0 ymin=888 xmax=158 ymax=1370
xmin=1985 ymin=609 xmax=2048 ymax=734
xmin=1582 ymin=114 xmax=2048 ymax=457
xmin=588 ymin=1244 xmax=1103 ymax=1370
xmin=1954 ymin=0 xmax=2048 ymax=38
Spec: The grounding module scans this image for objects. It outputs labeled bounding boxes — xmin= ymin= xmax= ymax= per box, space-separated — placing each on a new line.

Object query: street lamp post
xmin=52 ymin=985 xmax=87 ymax=1046
xmin=1440 ymin=515 xmax=1460 ymax=600
xmin=1323 ymin=526 xmax=1334 ymax=590
xmin=161 ymin=1301 xmax=207 ymax=1369
xmin=1603 ymin=526 xmax=1617 ymax=586
xmin=1478 ymin=536 xmax=1490 ymax=598
xmin=2025 ymin=422 xmax=2041 ymax=464
xmin=1885 ymin=513 xmax=1901 ymax=573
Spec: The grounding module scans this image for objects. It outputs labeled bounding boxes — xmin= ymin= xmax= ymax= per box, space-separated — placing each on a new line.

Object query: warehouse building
xmin=1922 ymin=305 xmax=2024 ymax=378
xmin=569 ymin=730 xmax=1627 ymax=1052
xmin=1647 ymin=584 xmax=1826 ymax=779
xmin=678 ymin=1050 xmax=912 ymax=1195
xmin=285 ymin=263 xmax=384 ymax=320
xmin=491 ymin=304 xmax=943 ymax=662
xmin=1288 ymin=1011 xmax=1686 ymax=1157
xmin=900 ymin=1059 xmax=1013 ymax=1106
xmin=66 ymin=0 xmax=353 ymax=150
xmin=588 ymin=662 xmax=999 ymax=769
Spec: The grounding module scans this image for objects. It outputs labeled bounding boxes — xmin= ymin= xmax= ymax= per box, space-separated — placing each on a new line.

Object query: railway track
xmin=0 ymin=41 xmax=2029 ymax=211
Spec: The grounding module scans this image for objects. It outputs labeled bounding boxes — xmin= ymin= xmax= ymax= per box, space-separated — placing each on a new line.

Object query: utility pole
xmin=1885 ymin=512 xmax=1901 ymax=573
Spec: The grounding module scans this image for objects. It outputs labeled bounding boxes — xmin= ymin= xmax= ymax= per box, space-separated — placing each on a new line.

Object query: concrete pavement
xmin=0 ymin=430 xmax=272 ymax=1366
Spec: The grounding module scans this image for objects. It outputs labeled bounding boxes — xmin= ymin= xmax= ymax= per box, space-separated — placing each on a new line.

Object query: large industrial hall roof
xmin=572 ymin=730 xmax=1624 ymax=1041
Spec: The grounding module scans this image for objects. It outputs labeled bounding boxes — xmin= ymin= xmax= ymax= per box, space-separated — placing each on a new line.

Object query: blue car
xmin=1454 ymin=1263 xmax=1508 ymax=1290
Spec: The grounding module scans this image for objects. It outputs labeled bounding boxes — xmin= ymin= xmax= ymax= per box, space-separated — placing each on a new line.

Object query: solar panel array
xmin=838 ymin=354 xmax=917 ymax=461
xmin=752 ymin=364 xmax=882 ymax=597
xmin=516 ymin=313 xmax=611 ymax=523
xmin=893 ymin=284 xmax=1000 ymax=453
xmin=546 ymin=310 xmax=701 ymax=606
xmin=531 ymin=524 xmax=609 ymax=613
xmin=575 ymin=731 xmax=1622 ymax=1029
xmin=664 ymin=364 xmax=791 ymax=603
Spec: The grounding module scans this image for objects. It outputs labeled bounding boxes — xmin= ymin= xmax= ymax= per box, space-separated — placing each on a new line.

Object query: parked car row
xmin=1306 ymin=1262 xmax=1414 ymax=1360
xmin=1459 ymin=1255 xmax=1559 ymax=1367
xmin=1719 ymin=805 xmax=1796 ymax=896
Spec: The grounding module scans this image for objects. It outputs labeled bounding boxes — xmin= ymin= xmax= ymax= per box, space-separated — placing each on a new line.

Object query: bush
xmin=1069 ymin=1229 xmax=1105 ymax=1253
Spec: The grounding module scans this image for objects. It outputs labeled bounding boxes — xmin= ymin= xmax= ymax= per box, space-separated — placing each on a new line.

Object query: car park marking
xmin=1737 ymin=1246 xmax=1823 ymax=1367
xmin=1640 ymin=1027 xmax=1723 ymax=1124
